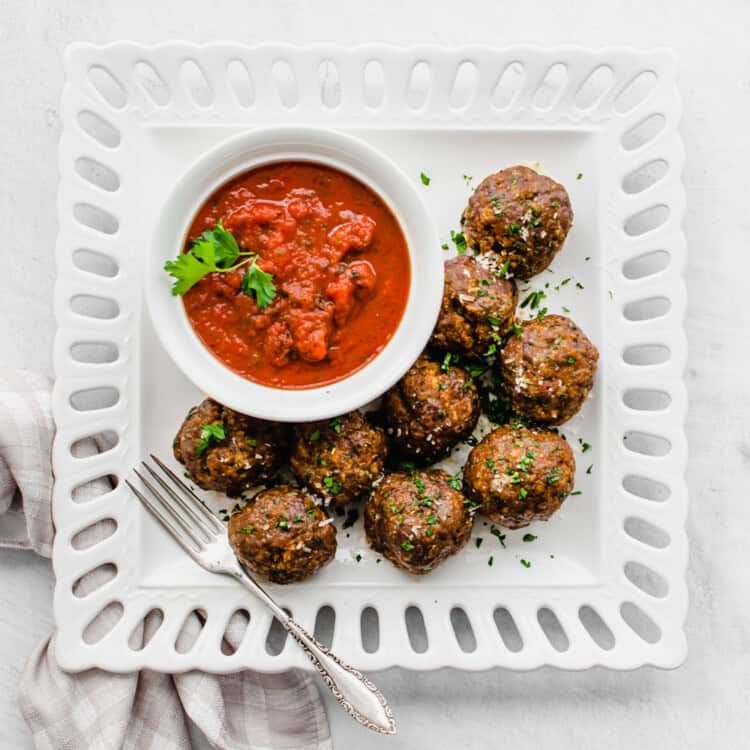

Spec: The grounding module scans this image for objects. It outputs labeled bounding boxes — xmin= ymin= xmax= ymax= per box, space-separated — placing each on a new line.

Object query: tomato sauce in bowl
xmin=182 ymin=161 xmax=411 ymax=389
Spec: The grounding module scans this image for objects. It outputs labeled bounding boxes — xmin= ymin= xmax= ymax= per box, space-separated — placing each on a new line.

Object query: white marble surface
xmin=1 ymin=1 xmax=748 ymax=748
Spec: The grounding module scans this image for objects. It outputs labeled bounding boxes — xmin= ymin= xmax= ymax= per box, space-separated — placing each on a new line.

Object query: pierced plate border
xmin=52 ymin=43 xmax=687 ymax=673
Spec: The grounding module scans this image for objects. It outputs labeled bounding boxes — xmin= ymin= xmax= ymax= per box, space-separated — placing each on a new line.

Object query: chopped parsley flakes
xmin=450 ymin=229 xmax=468 ymax=255
xmin=197 ymin=422 xmax=226 ymax=455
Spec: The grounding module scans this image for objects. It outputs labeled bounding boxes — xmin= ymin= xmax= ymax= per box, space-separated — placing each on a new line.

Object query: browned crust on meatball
xmin=364 ymin=469 xmax=473 ymax=574
xmin=173 ymin=398 xmax=289 ymax=497
xmin=290 ymin=410 xmax=388 ymax=506
xmin=384 ymin=355 xmax=481 ymax=465
xmin=463 ymin=424 xmax=575 ymax=529
xmin=430 ymin=255 xmax=518 ymax=357
xmin=228 ymin=485 xmax=336 ymax=584
xmin=499 ymin=314 xmax=599 ymax=425
xmin=461 ymin=166 xmax=573 ymax=279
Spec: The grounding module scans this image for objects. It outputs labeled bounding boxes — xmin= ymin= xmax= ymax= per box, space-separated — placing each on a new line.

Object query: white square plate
xmin=52 ymin=43 xmax=687 ymax=672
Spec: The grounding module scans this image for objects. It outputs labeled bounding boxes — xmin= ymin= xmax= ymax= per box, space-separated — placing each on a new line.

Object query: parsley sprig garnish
xmin=164 ymin=220 xmax=276 ymax=308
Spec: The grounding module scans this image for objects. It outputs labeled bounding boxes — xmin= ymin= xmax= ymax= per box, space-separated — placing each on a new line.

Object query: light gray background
xmin=1 ymin=1 xmax=747 ymax=748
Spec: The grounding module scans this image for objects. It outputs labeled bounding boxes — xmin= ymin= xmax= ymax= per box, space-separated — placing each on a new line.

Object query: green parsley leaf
xmin=520 ymin=559 xmax=531 ymax=568
xmin=488 ymin=555 xmax=494 ymax=566
xmin=450 ymin=229 xmax=468 ymax=255
xmin=420 ymin=172 xmax=431 ymax=186
xmin=520 ymin=290 xmax=547 ymax=310
xmin=490 ymin=524 xmax=506 ymax=548
xmin=240 ymin=260 xmax=276 ymax=309
xmin=164 ymin=252 xmax=214 ymax=296
xmin=237 ymin=526 xmax=255 ymax=535
xmin=322 ymin=476 xmax=342 ymax=495
xmin=164 ymin=220 xmax=244 ymax=296
xmin=309 ymin=429 xmax=321 ymax=442
xmin=576 ymin=172 xmax=583 ymax=180
xmin=246 ymin=438 xmax=257 ymax=448
xmin=522 ymin=533 xmax=537 ymax=542
xmin=475 ymin=537 xmax=483 ymax=548
xmin=200 ymin=220 xmax=240 ymax=268
xmin=197 ymin=422 xmax=226 ymax=455
xmin=401 ymin=541 xmax=415 ymax=552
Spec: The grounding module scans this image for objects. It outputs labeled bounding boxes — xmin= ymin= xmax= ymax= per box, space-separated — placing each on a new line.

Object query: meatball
xmin=429 ymin=255 xmax=518 ymax=357
xmin=228 ymin=486 xmax=336 ymax=584
xmin=290 ymin=410 xmax=388 ymax=506
xmin=499 ymin=314 xmax=598 ymax=425
xmin=173 ymin=398 xmax=288 ymax=497
xmin=364 ymin=469 xmax=473 ymax=574
xmin=463 ymin=424 xmax=575 ymax=529
xmin=461 ymin=166 xmax=573 ymax=279
xmin=384 ymin=355 xmax=480 ymax=465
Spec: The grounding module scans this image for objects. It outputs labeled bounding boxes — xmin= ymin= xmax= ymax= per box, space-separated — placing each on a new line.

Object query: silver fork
xmin=125 ymin=455 xmax=396 ymax=735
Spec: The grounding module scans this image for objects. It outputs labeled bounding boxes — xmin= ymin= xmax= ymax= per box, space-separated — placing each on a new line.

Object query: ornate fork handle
xmin=229 ymin=566 xmax=396 ymax=735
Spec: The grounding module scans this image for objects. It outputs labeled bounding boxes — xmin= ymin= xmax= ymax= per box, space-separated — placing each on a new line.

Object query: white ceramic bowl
xmin=146 ymin=126 xmax=443 ymax=422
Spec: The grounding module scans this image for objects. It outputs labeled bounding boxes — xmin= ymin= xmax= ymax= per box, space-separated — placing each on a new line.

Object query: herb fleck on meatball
xmin=384 ymin=355 xmax=480 ymax=465
xmin=463 ymin=424 xmax=575 ymax=529
xmin=173 ymin=398 xmax=289 ymax=497
xmin=290 ymin=410 xmax=388 ymax=506
xmin=228 ymin=485 xmax=336 ymax=584
xmin=498 ymin=314 xmax=598 ymax=425
xmin=461 ymin=165 xmax=573 ymax=279
xmin=430 ymin=254 xmax=518 ymax=357
xmin=364 ymin=469 xmax=473 ymax=574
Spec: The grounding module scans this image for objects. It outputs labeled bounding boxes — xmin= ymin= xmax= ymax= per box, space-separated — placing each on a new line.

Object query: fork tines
xmin=125 ymin=455 xmax=225 ymax=556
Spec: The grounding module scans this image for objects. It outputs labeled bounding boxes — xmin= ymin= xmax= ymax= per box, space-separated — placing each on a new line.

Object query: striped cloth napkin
xmin=0 ymin=370 xmax=332 ymax=750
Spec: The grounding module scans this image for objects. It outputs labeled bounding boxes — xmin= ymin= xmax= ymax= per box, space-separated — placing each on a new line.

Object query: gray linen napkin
xmin=0 ymin=369 xmax=332 ymax=750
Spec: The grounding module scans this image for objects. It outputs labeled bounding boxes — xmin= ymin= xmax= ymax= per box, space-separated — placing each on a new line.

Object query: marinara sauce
xmin=182 ymin=161 xmax=411 ymax=389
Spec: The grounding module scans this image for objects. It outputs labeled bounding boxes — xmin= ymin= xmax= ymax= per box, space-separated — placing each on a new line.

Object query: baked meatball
xmin=429 ymin=254 xmax=518 ymax=357
xmin=364 ymin=469 xmax=473 ymax=574
xmin=290 ymin=410 xmax=388 ymax=506
xmin=173 ymin=398 xmax=289 ymax=497
xmin=228 ymin=486 xmax=336 ymax=584
xmin=463 ymin=424 xmax=575 ymax=529
xmin=499 ymin=314 xmax=598 ymax=425
xmin=461 ymin=166 xmax=573 ymax=279
xmin=384 ymin=355 xmax=480 ymax=465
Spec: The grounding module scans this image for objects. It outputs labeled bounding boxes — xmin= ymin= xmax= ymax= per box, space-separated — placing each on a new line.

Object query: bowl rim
xmin=145 ymin=125 xmax=443 ymax=422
